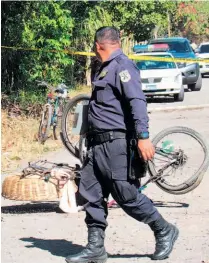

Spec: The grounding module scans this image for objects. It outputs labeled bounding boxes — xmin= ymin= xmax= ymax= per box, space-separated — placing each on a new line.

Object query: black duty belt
xmin=87 ymin=131 xmax=127 ymax=144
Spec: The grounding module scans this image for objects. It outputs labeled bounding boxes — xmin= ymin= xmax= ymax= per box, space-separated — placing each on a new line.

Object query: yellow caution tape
xmin=129 ymin=54 xmax=209 ymax=63
xmin=2 ymin=45 xmax=209 ymax=63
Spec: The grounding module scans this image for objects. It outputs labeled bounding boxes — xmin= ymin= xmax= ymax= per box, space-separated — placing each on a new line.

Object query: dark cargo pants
xmin=79 ymin=138 xmax=161 ymax=229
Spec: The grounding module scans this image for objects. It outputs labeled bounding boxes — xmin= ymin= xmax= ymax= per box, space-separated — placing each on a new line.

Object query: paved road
xmin=147 ymin=77 xmax=209 ymax=110
xmin=2 ymin=108 xmax=209 ymax=263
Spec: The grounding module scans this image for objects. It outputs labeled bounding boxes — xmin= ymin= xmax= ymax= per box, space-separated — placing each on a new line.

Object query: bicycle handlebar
xmin=36 ymin=80 xmax=55 ymax=90
xmin=36 ymin=80 xmax=68 ymax=93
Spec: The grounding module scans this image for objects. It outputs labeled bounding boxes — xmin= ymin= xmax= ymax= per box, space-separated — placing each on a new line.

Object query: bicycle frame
xmin=139 ymin=147 xmax=187 ymax=190
xmin=47 ymin=96 xmax=62 ymax=127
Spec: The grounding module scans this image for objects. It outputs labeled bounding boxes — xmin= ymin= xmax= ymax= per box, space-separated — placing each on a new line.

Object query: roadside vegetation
xmin=1 ymin=1 xmax=209 ymax=172
xmin=2 ymin=1 xmax=209 ymax=99
xmin=1 ymin=111 xmax=63 ymax=173
xmin=1 ymin=85 xmax=92 ymax=173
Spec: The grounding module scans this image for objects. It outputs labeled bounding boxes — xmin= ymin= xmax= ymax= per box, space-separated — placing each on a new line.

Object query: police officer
xmin=66 ymin=27 xmax=179 ymax=263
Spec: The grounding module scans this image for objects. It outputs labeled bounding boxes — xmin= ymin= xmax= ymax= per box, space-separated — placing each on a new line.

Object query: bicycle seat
xmin=55 ymin=83 xmax=68 ymax=94
xmin=55 ymin=88 xmax=65 ymax=94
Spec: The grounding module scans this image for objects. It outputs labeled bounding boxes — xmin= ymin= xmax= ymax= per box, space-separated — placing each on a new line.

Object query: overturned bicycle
xmin=3 ymin=94 xmax=208 ymax=211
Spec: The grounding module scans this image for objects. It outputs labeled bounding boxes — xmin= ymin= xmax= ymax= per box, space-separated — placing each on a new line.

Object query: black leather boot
xmin=149 ymin=217 xmax=179 ymax=260
xmin=65 ymin=227 xmax=108 ymax=263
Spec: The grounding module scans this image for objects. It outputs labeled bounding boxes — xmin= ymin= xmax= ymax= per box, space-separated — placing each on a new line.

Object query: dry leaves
xmin=1 ymin=111 xmax=62 ymax=172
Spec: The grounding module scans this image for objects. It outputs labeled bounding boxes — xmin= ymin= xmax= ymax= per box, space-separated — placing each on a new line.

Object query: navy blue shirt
xmin=88 ymin=49 xmax=149 ymax=134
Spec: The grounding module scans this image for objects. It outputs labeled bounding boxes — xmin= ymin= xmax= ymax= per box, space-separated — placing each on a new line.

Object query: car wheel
xmin=188 ymin=72 xmax=202 ymax=91
xmin=174 ymin=86 xmax=184 ymax=102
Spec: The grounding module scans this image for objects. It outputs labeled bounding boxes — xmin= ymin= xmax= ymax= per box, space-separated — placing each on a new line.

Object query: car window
xmin=151 ymin=41 xmax=191 ymax=53
xmin=199 ymin=44 xmax=209 ymax=53
xmin=136 ymin=55 xmax=176 ymax=70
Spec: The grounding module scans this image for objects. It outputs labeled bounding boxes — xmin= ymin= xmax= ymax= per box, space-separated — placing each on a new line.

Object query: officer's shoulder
xmin=115 ymin=55 xmax=138 ymax=72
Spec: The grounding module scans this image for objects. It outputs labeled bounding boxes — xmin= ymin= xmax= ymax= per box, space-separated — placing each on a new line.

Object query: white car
xmin=196 ymin=42 xmax=209 ymax=76
xmin=135 ymin=52 xmax=184 ymax=101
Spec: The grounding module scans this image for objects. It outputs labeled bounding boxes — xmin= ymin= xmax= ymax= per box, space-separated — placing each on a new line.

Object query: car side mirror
xmin=195 ymin=48 xmax=200 ymax=54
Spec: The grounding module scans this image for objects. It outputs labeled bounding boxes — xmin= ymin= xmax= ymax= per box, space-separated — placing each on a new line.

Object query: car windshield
xmin=136 ymin=55 xmax=176 ymax=70
xmin=199 ymin=44 xmax=209 ymax=53
xmin=151 ymin=41 xmax=191 ymax=53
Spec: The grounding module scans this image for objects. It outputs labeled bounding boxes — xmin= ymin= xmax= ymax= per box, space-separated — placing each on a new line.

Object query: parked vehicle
xmin=195 ymin=42 xmax=209 ymax=77
xmin=135 ymin=52 xmax=184 ymax=101
xmin=147 ymin=37 xmax=202 ymax=91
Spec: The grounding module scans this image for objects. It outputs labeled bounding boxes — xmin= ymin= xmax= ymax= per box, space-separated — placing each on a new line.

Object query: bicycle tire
xmin=155 ymin=171 xmax=205 ymax=195
xmin=61 ymin=94 xmax=91 ymax=158
xmin=53 ymin=118 xmax=60 ymax=140
xmin=38 ymin=104 xmax=52 ymax=144
xmin=148 ymin=126 xmax=209 ymax=194
xmin=53 ymin=102 xmax=64 ymax=140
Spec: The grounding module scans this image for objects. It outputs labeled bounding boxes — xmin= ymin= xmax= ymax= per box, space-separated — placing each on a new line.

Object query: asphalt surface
xmin=1 ymin=77 xmax=209 ymax=263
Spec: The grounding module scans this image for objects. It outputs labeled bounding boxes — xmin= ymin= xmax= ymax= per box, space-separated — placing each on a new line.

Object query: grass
xmin=1 ymin=111 xmax=63 ymax=173
xmin=68 ymin=84 xmax=91 ymax=98
xmin=1 ymin=84 xmax=92 ymax=173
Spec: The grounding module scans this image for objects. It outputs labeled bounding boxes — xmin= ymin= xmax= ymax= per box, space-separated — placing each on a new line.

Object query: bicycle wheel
xmin=61 ymin=94 xmax=91 ymax=158
xmin=38 ymin=104 xmax=52 ymax=144
xmin=53 ymin=101 xmax=65 ymax=141
xmin=148 ymin=126 xmax=209 ymax=194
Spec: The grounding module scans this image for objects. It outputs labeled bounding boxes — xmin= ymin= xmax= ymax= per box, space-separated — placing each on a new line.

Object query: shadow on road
xmin=147 ymin=97 xmax=175 ymax=104
xmin=153 ymin=201 xmax=189 ymax=208
xmin=146 ymin=88 xmax=191 ymax=104
xmin=1 ymin=200 xmax=189 ymax=214
xmin=1 ymin=202 xmax=60 ymax=214
xmin=20 ymin=237 xmax=84 ymax=257
xmin=20 ymin=237 xmax=151 ymax=259
xmin=108 ymin=200 xmax=189 ymax=210
xmin=108 ymin=253 xmax=151 ymax=259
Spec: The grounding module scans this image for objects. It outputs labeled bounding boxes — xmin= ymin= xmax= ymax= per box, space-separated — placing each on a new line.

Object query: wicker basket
xmin=2 ymin=173 xmax=60 ymax=201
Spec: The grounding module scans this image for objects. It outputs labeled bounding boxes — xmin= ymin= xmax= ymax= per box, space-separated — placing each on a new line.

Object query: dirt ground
xmin=1 ymin=108 xmax=209 ymax=263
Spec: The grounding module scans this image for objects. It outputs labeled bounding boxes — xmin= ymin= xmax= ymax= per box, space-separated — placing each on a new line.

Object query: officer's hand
xmin=137 ymin=139 xmax=155 ymax=161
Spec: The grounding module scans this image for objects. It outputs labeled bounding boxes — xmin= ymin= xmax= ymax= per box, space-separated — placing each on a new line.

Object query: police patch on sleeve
xmin=119 ymin=70 xmax=131 ymax=83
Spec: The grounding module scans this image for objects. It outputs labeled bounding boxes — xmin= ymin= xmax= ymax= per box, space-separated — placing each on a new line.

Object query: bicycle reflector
xmin=47 ymin=93 xmax=54 ymax=99
xmin=161 ymin=140 xmax=174 ymax=153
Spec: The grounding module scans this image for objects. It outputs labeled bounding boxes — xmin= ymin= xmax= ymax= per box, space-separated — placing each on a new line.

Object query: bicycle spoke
xmin=150 ymin=129 xmax=206 ymax=188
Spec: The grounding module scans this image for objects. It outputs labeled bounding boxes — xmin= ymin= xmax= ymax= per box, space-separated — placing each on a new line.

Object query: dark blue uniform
xmin=88 ymin=49 xmax=149 ymax=134
xmin=79 ymin=49 xmax=160 ymax=229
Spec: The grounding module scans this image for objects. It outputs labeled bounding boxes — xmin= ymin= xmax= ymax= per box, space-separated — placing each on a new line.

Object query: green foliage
xmin=1 ymin=1 xmax=74 ymax=96
xmin=1 ymin=1 xmax=26 ymax=93
xmin=175 ymin=1 xmax=209 ymax=41
xmin=101 ymin=1 xmax=177 ymax=40
xmin=17 ymin=90 xmax=46 ymax=107
xmin=21 ymin=1 xmax=74 ymax=84
xmin=1 ymin=0 xmax=209 ymax=102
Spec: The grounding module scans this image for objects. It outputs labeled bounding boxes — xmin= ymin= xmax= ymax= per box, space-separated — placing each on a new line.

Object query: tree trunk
xmin=153 ymin=25 xmax=160 ymax=39
xmin=167 ymin=11 xmax=171 ymax=37
xmin=85 ymin=55 xmax=92 ymax=86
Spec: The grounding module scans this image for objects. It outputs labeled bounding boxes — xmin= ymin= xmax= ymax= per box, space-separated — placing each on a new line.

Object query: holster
xmin=128 ymin=139 xmax=148 ymax=180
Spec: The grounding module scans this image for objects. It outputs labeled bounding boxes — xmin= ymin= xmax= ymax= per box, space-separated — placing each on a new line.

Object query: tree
xmin=21 ymin=1 xmax=74 ymax=85
xmin=6 ymin=0 xmax=208 ymax=95
xmin=65 ymin=2 xmax=116 ymax=86
xmin=1 ymin=1 xmax=74 ymax=95
xmin=1 ymin=1 xmax=28 ymax=93
xmin=102 ymin=1 xmax=177 ymax=39
xmin=66 ymin=1 xmax=177 ymax=86
xmin=174 ymin=1 xmax=209 ymax=42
